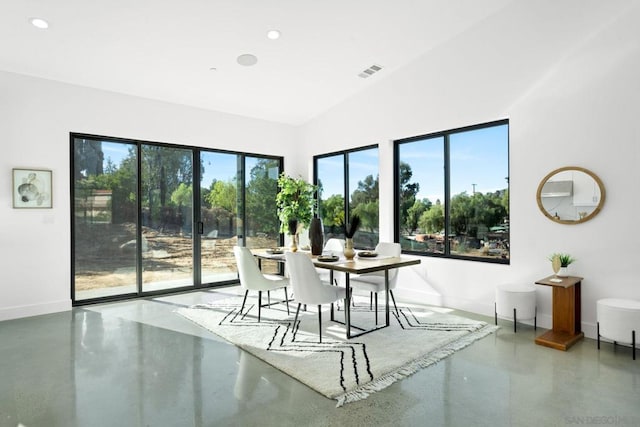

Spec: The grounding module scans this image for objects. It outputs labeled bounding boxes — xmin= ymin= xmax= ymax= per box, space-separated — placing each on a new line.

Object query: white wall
xmin=3 ymin=1 xmax=640 ymax=341
xmin=0 ymin=70 xmax=297 ymax=321
xmin=300 ymin=0 xmax=640 ymax=338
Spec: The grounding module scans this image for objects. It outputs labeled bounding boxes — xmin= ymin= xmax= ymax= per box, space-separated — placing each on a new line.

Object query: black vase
xmin=309 ymin=217 xmax=324 ymax=255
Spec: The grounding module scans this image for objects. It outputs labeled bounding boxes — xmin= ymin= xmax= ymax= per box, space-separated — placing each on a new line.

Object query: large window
xmin=314 ymin=145 xmax=379 ymax=249
xmin=72 ymin=134 xmax=282 ymax=303
xmin=395 ymin=120 xmax=509 ymax=263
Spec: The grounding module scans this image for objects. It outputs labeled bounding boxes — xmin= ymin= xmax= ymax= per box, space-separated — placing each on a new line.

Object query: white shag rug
xmin=176 ymin=296 xmax=497 ymax=407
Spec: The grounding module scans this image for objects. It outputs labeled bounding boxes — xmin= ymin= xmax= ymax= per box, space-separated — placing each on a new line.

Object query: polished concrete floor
xmin=1 ymin=286 xmax=639 ymax=427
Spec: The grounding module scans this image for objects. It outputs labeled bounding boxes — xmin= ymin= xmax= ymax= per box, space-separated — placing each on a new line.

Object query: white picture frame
xmin=12 ymin=168 xmax=53 ymax=208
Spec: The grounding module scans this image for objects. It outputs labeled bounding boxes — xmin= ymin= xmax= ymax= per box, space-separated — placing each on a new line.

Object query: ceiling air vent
xmin=358 ymin=64 xmax=383 ymax=79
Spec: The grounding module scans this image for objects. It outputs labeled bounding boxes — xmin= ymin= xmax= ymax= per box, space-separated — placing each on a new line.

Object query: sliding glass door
xmin=199 ymin=151 xmax=240 ymax=283
xmin=73 ymin=138 xmax=139 ymax=300
xmin=244 ymin=157 xmax=280 ymax=249
xmin=72 ymin=134 xmax=283 ymax=303
xmin=141 ymin=144 xmax=194 ymax=292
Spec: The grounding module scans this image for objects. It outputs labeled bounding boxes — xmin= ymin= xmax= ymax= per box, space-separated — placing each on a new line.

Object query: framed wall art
xmin=12 ymin=168 xmax=53 ymax=208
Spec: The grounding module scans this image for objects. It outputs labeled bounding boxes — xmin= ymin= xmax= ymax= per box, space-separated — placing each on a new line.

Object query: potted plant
xmin=549 ymin=253 xmax=575 ymax=277
xmin=275 ymin=173 xmax=317 ymax=251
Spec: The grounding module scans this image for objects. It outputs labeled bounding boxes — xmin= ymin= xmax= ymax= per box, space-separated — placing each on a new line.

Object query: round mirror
xmin=536 ymin=166 xmax=605 ymax=224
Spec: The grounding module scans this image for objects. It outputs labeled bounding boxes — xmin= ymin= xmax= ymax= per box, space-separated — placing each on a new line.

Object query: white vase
xmin=343 ymin=238 xmax=355 ymax=260
xmin=557 ymin=266 xmax=569 ymax=277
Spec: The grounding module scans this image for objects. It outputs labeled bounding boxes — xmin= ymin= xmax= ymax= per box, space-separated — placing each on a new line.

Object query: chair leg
xmin=597 ymin=322 xmax=600 ymax=350
xmin=494 ymin=302 xmax=497 ymax=325
xmin=258 ymin=291 xmax=262 ymax=322
xmin=293 ymin=303 xmax=301 ymax=341
xmin=283 ymin=287 xmax=290 ymax=315
xmin=390 ymin=290 xmax=399 ymax=316
xmin=318 ymin=305 xmax=323 ymax=343
xmin=240 ymin=290 xmax=249 ymax=315
xmin=513 ymin=308 xmax=517 ymax=333
xmin=633 ymin=330 xmax=636 ymax=360
xmin=268 ymin=290 xmax=271 ymax=305
xmin=534 ymin=306 xmax=537 ymax=331
xmin=370 ymin=292 xmax=373 ymax=310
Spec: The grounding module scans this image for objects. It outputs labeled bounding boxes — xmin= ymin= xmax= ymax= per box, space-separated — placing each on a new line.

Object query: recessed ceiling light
xmin=30 ymin=18 xmax=49 ymax=29
xmin=267 ymin=29 xmax=281 ymax=40
xmin=237 ymin=54 xmax=258 ymax=67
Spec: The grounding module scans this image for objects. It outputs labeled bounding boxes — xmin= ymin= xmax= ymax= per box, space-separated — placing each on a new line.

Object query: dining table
xmin=252 ymin=248 xmax=421 ymax=339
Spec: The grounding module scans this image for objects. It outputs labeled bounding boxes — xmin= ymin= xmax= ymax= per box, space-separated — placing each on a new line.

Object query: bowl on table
xmin=357 ymin=251 xmax=378 ymax=258
xmin=317 ymin=255 xmax=339 ymax=262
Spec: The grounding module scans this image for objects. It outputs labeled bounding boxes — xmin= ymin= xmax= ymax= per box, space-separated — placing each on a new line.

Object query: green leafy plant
xmin=548 ymin=253 xmax=576 ymax=267
xmin=275 ymin=173 xmax=317 ymax=234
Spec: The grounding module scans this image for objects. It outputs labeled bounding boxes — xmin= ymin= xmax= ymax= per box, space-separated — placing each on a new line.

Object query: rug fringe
xmin=335 ymin=324 xmax=499 ymax=407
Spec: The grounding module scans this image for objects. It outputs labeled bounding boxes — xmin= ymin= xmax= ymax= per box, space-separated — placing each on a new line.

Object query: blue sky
xmin=318 ymin=124 xmax=508 ymax=202
xmin=101 ymin=123 xmax=508 ymax=201
xmin=317 ymin=147 xmax=379 ymax=198
xmin=399 ymin=124 xmax=508 ymax=202
xmin=102 ymin=142 xmax=131 ymax=167
xmin=101 ymin=142 xmax=238 ymax=187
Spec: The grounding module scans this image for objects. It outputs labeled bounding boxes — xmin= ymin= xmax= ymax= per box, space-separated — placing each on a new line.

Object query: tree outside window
xmin=395 ymin=120 xmax=509 ymax=263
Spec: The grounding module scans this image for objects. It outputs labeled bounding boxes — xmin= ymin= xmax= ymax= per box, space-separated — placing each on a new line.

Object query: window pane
xmin=244 ymin=157 xmax=281 ymax=273
xmin=317 ymin=155 xmax=345 ymax=240
xmin=396 ymin=121 xmax=509 ymax=262
xmin=73 ymin=138 xmax=138 ymax=300
xmin=398 ymin=137 xmax=445 ymax=254
xmin=141 ymin=145 xmax=194 ymax=291
xmin=348 ymin=149 xmax=379 ymax=249
xmin=449 ymin=124 xmax=509 ymax=259
xmin=199 ymin=151 xmax=240 ymax=283
xmin=73 ymin=133 xmax=285 ymax=303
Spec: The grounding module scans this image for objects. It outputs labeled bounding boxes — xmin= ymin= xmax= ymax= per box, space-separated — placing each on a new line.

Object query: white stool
xmin=597 ymin=298 xmax=640 ymax=360
xmin=495 ymin=284 xmax=537 ymax=333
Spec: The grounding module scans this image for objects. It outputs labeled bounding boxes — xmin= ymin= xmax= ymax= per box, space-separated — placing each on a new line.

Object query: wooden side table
xmin=534 ymin=275 xmax=584 ymax=351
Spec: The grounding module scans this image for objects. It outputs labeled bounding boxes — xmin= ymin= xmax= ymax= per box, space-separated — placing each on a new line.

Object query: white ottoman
xmin=597 ymin=298 xmax=640 ymax=360
xmin=495 ymin=284 xmax=537 ymax=333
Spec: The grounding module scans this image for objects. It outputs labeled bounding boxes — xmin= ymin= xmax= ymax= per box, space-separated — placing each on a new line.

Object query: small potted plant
xmin=549 ymin=253 xmax=575 ymax=277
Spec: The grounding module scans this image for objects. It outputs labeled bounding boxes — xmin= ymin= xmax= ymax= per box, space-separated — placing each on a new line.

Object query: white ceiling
xmin=1 ymin=0 xmax=511 ymax=125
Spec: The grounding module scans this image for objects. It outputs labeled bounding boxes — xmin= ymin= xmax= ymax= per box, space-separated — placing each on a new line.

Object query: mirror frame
xmin=536 ymin=166 xmax=605 ymax=225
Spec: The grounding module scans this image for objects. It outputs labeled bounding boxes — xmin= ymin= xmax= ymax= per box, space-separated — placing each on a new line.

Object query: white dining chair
xmin=317 ymin=238 xmax=345 ymax=285
xmin=285 ymin=251 xmax=347 ymax=343
xmin=349 ymin=242 xmax=401 ymax=323
xmin=233 ymin=246 xmax=290 ymax=322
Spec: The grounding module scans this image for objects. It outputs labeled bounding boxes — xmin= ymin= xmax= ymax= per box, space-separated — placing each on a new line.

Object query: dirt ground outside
xmin=74 ymin=223 xmax=278 ymax=291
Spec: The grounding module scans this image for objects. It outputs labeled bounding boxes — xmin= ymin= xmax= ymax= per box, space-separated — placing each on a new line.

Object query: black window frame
xmin=313 ymin=144 xmax=379 ymax=249
xmin=393 ymin=119 xmax=510 ymax=264
xmin=70 ymin=132 xmax=284 ymax=305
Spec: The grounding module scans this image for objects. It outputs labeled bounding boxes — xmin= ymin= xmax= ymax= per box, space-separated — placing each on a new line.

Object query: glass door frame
xmin=71 ymin=133 xmax=283 ymax=305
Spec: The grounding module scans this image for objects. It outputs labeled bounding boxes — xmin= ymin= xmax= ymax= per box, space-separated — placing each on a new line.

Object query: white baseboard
xmin=0 ymin=300 xmax=71 ymax=322
xmin=395 ymin=288 xmax=599 ymax=339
